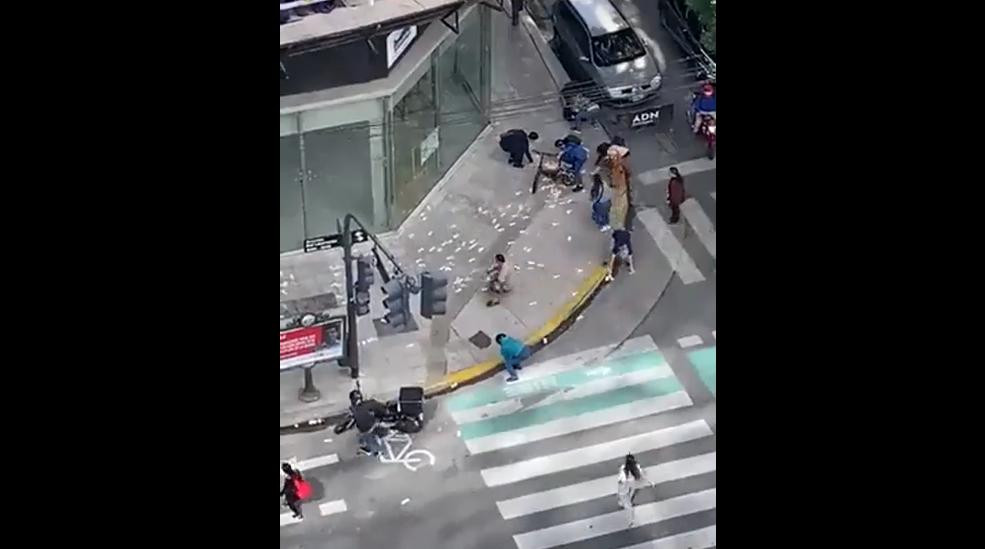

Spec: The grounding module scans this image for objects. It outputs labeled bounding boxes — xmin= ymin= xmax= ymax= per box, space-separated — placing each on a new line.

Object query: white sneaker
xmin=600 ymin=225 xmax=611 ymax=232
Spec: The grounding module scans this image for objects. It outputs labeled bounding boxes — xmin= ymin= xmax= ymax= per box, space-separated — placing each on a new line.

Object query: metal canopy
xmin=282 ymin=0 xmax=469 ymax=56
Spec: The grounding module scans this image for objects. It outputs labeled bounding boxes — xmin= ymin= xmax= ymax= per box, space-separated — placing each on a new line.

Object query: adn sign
xmin=630 ymin=109 xmax=661 ymax=128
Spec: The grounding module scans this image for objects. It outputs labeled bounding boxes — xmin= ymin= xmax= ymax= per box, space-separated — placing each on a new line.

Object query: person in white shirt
xmin=616 ymin=453 xmax=655 ymax=526
xmin=485 ymin=254 xmax=512 ymax=306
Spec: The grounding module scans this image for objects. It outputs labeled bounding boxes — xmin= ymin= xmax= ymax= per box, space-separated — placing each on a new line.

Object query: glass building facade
xmin=280 ymin=5 xmax=491 ymax=253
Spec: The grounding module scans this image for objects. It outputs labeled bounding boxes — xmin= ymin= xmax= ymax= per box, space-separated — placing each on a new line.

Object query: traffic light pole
xmin=341 ymin=214 xmax=412 ymax=379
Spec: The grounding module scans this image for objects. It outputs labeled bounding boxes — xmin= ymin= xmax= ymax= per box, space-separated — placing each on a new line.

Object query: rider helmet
xmin=349 ymin=389 xmax=363 ymax=406
xmin=702 ymin=83 xmax=714 ymax=96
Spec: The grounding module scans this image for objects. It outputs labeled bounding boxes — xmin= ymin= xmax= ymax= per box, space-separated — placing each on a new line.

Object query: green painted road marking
xmin=687 ymin=346 xmax=716 ymax=396
xmin=458 ymin=376 xmax=684 ymax=440
xmin=446 ymin=350 xmax=667 ymax=412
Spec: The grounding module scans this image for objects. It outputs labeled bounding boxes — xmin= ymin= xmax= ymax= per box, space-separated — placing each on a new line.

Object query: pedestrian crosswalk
xmin=445 ymin=336 xmax=717 ymax=549
xmin=636 ymin=180 xmax=716 ymax=286
xmin=279 ymin=452 xmax=348 ymax=527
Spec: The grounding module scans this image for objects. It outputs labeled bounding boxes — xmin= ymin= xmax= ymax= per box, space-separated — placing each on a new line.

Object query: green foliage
xmin=685 ymin=0 xmax=716 ymax=55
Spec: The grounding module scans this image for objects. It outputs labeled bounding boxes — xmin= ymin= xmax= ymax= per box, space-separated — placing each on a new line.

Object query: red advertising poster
xmin=279 ymin=317 xmax=345 ymax=370
xmin=279 ymin=326 xmax=324 ymax=360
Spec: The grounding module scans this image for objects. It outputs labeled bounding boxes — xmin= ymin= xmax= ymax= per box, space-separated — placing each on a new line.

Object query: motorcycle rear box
xmin=398 ymin=386 xmax=424 ymax=417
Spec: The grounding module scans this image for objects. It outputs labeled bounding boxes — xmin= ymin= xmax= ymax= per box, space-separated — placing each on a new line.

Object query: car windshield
xmin=591 ymin=29 xmax=645 ymax=67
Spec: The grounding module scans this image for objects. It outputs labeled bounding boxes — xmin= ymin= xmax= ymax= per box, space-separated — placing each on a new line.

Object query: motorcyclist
xmin=558 ymin=134 xmax=589 ymax=192
xmin=350 ymin=389 xmax=388 ymax=456
xmin=691 ymin=82 xmax=717 ymax=134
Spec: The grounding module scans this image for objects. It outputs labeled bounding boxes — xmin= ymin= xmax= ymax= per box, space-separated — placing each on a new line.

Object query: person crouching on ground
xmin=499 ymin=129 xmax=539 ymax=168
xmin=486 ymin=253 xmax=512 ymax=306
xmin=495 ymin=333 xmax=530 ymax=382
xmin=605 ymin=228 xmax=634 ymax=282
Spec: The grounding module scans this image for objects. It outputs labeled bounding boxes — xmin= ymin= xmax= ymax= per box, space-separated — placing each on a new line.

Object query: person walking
xmin=485 ymin=253 xmax=512 ymax=306
xmin=616 ymin=454 xmax=655 ymax=527
xmin=667 ymin=166 xmax=686 ymax=224
xmin=281 ymin=463 xmax=307 ymax=520
xmin=591 ymin=143 xmax=614 ymax=231
xmin=605 ymin=229 xmax=635 ymax=282
xmin=611 ymin=136 xmax=635 ymax=231
xmin=499 ymin=129 xmax=538 ymax=168
xmin=607 ymin=147 xmax=631 ymax=231
xmin=495 ymin=333 xmax=530 ymax=382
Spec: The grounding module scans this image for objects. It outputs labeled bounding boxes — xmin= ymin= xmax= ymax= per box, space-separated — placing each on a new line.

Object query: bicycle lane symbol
xmin=378 ymin=433 xmax=436 ymax=472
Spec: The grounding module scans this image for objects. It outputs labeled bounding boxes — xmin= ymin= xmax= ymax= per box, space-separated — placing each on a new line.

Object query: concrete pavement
xmin=279 ymin=5 xmax=613 ymax=429
xmin=280 ymin=164 xmax=717 ymax=547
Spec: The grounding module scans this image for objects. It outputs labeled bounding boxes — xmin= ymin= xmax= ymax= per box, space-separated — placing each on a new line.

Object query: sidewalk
xmin=279 ymin=10 xmax=612 ymax=428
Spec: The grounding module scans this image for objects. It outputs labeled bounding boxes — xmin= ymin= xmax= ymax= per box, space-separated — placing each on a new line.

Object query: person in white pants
xmin=617 ymin=454 xmax=655 ymax=526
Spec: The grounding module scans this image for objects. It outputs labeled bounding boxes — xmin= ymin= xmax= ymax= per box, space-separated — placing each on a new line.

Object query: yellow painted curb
xmin=424 ymin=265 xmax=609 ymax=396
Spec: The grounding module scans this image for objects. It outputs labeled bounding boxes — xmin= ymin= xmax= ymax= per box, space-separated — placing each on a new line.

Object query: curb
xmin=423 ymin=265 xmax=608 ymax=398
xmin=280 ymin=265 xmax=610 ymax=435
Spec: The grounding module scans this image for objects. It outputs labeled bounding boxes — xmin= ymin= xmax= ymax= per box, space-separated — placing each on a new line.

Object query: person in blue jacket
xmin=495 ymin=333 xmax=531 ymax=382
xmin=691 ymin=83 xmax=717 ymax=133
xmin=559 ymin=135 xmax=589 ymax=191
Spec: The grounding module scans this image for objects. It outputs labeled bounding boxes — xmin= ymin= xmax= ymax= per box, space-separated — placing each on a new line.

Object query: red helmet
xmin=702 ymin=83 xmax=714 ymax=96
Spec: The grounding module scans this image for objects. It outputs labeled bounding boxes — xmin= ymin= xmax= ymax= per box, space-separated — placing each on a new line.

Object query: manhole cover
xmin=469 ymin=331 xmax=492 ymax=349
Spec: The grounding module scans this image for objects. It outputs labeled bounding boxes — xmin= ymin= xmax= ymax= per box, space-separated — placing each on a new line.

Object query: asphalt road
xmin=280 ymin=169 xmax=717 ymax=548
xmin=532 ymin=0 xmax=712 ymax=172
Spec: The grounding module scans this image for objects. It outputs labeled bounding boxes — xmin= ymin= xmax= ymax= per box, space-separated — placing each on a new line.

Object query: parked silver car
xmin=550 ymin=0 xmax=662 ymax=107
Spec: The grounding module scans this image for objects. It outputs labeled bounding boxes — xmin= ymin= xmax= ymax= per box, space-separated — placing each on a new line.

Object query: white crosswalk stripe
xmin=616 ymin=525 xmax=716 ymax=548
xmin=279 ymin=453 xmax=346 ymax=527
xmin=513 ymin=489 xmax=717 ymax=549
xmin=637 ymin=158 xmax=716 ymax=186
xmin=447 ymin=338 xmax=717 ymax=549
xmin=466 ymin=391 xmax=693 ymax=454
xmin=637 ymin=209 xmax=705 ymax=284
xmin=681 ymin=199 xmax=716 ymax=259
xmin=496 ymin=452 xmax=716 ymax=519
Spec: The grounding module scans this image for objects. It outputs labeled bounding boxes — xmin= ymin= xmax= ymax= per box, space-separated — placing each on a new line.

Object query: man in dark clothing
xmin=351 ymin=394 xmax=388 ymax=456
xmin=281 ymin=463 xmax=304 ymax=519
xmin=605 ymin=229 xmax=634 ymax=281
xmin=667 ymin=167 xmax=686 ymax=224
xmin=499 ymin=129 xmax=539 ymax=168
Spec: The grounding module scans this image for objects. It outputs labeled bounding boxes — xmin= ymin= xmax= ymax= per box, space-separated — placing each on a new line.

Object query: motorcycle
xmin=334 ymin=385 xmax=425 ymax=435
xmin=686 ymin=90 xmax=716 ymax=160
xmin=698 ymin=114 xmax=716 ymax=160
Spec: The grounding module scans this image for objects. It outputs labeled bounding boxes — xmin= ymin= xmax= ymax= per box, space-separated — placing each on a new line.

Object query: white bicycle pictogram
xmin=378 ymin=431 xmax=436 ymax=472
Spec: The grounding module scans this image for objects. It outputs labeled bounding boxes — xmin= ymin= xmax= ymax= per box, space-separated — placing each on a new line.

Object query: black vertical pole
xmin=343 ymin=215 xmax=359 ymax=379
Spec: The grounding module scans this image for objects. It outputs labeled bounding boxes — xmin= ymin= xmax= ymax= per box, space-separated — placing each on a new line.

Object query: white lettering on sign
xmin=387 ymin=26 xmax=418 ymax=69
xmin=631 ymin=110 xmax=660 ymax=128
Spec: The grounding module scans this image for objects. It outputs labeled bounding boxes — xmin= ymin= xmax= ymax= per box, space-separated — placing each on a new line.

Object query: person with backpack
xmin=281 ymin=462 xmax=311 ymax=520
xmin=616 ymin=454 xmax=655 ymax=526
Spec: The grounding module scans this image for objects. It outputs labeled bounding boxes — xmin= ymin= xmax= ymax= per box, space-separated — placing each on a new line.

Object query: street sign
xmin=303 ymin=229 xmax=368 ymax=253
xmin=630 ymin=108 xmax=661 ymax=128
xmin=279 ymin=316 xmax=345 ymax=370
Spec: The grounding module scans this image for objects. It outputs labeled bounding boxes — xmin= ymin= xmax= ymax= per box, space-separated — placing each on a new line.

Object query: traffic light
xmin=420 ymin=272 xmax=448 ymax=319
xmin=354 ymin=257 xmax=374 ymax=316
xmin=382 ymin=279 xmax=409 ymax=328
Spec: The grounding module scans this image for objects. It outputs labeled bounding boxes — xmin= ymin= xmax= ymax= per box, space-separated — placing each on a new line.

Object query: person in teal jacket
xmin=495 ymin=333 xmax=531 ymax=382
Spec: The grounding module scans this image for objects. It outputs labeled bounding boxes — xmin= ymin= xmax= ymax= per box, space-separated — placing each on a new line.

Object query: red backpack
xmin=292 ymin=476 xmax=312 ymax=500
